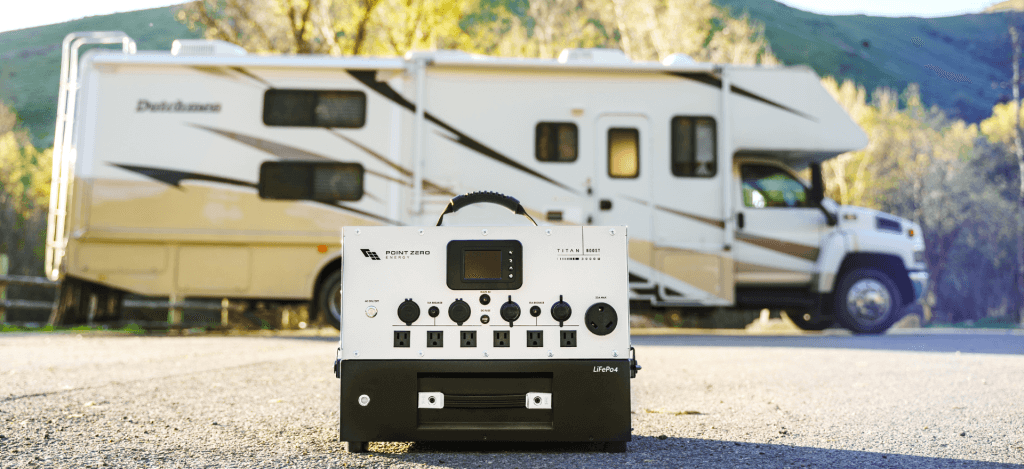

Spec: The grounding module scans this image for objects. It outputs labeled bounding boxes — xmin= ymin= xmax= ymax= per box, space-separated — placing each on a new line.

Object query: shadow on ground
xmin=366 ymin=435 xmax=1022 ymax=468
xmin=631 ymin=333 xmax=1024 ymax=355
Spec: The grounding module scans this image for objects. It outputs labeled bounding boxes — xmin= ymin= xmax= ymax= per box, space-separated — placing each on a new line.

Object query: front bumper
xmin=908 ymin=270 xmax=928 ymax=302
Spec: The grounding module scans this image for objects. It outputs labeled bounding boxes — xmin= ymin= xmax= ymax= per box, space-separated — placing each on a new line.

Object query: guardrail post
xmin=221 ymin=298 xmax=229 ymax=327
xmin=0 ymin=254 xmax=8 ymax=323
xmin=168 ymin=293 xmax=182 ymax=326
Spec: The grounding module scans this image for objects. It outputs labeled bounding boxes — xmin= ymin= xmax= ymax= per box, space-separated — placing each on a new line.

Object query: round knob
xmin=448 ymin=299 xmax=471 ymax=325
xmin=584 ymin=302 xmax=617 ymax=336
xmin=551 ymin=299 xmax=572 ymax=323
xmin=428 ymin=306 xmax=440 ymax=318
xmin=500 ymin=297 xmax=520 ymax=324
xmin=397 ymin=299 xmax=420 ymax=325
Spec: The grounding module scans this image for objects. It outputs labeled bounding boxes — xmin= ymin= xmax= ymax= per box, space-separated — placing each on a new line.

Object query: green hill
xmin=0 ymin=5 xmax=202 ymax=147
xmin=0 ymin=1 xmax=1018 ymax=147
xmin=717 ymin=0 xmax=1015 ymax=123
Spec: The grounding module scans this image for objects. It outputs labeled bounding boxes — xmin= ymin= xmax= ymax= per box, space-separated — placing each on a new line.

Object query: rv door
xmin=592 ymin=114 xmax=652 ymax=271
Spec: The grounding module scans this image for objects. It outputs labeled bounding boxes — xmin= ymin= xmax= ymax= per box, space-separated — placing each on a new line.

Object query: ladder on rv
xmin=44 ymin=32 xmax=136 ymax=282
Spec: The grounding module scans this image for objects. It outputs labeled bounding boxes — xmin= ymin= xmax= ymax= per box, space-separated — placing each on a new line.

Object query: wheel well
xmin=835 ymin=253 xmax=914 ymax=306
xmin=311 ymin=258 xmax=341 ymax=320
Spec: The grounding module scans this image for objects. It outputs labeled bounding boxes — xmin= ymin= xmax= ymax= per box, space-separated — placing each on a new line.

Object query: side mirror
xmin=809 ymin=162 xmax=837 ymax=226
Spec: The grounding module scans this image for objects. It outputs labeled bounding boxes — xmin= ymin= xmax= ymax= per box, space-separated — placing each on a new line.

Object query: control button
xmin=584 ymin=302 xmax=617 ymax=336
xmin=529 ymin=305 xmax=541 ymax=317
xmin=449 ymin=299 xmax=471 ymax=325
xmin=428 ymin=306 xmax=440 ymax=318
xmin=551 ymin=295 xmax=572 ymax=324
xmin=479 ymin=294 xmax=491 ymax=305
xmin=397 ymin=299 xmax=420 ymax=326
xmin=365 ymin=306 xmax=378 ymax=318
xmin=500 ymin=296 xmax=521 ymax=325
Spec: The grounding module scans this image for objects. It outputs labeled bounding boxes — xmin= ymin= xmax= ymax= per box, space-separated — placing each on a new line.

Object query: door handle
xmin=599 ymin=199 xmax=612 ymax=211
xmin=737 ymin=213 xmax=744 ymax=229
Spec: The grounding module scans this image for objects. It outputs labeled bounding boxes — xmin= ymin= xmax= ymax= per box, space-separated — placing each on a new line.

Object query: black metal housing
xmin=339 ymin=359 xmax=631 ymax=445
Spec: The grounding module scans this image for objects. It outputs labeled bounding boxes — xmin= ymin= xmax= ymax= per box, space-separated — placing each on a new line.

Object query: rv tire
xmin=833 ymin=268 xmax=903 ymax=334
xmin=316 ymin=270 xmax=342 ymax=330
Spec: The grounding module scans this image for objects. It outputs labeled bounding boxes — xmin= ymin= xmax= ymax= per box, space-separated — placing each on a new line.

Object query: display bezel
xmin=447 ymin=240 xmax=523 ymax=290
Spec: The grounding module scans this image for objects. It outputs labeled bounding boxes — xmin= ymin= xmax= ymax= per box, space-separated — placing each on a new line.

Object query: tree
xmin=0 ymin=101 xmax=52 ymax=280
xmin=177 ymin=0 xmax=474 ymax=56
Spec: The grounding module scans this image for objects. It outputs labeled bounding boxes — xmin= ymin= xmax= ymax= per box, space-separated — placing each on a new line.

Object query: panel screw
xmin=418 ymin=229 xmax=424 ymax=235
xmin=548 ymin=351 xmax=553 ymax=357
xmin=418 ymin=351 xmax=424 ymax=357
xmin=483 ymin=352 xmax=489 ymax=357
xmin=612 ymin=350 xmax=618 ymax=357
xmin=545 ymin=229 xmax=552 ymax=236
xmin=609 ymin=229 xmax=615 ymax=236
xmin=481 ymin=229 xmax=489 ymax=236
xmin=358 ymin=395 xmax=370 ymax=406
xmin=353 ymin=351 xmax=359 ymax=357
xmin=355 ymin=229 xmax=361 ymax=235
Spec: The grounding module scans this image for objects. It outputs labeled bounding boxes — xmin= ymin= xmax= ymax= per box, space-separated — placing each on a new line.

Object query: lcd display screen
xmin=464 ymin=250 xmax=502 ymax=280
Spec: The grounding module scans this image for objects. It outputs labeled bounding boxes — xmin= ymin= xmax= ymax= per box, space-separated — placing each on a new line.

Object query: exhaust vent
xmin=557 ymin=48 xmax=629 ymax=64
xmin=171 ymin=39 xmax=247 ymax=56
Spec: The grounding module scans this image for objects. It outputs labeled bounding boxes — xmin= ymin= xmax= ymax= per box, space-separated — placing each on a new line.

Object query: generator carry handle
xmin=435 ymin=191 xmax=538 ymax=226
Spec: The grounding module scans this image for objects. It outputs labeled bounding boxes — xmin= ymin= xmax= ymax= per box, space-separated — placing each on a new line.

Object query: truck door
xmin=733 ymin=160 xmax=824 ymax=286
xmin=593 ymin=114 xmax=652 ymax=271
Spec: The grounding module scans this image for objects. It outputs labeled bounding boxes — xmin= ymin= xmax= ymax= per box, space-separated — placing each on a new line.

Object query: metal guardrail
xmin=0 ymin=274 xmax=235 ymax=325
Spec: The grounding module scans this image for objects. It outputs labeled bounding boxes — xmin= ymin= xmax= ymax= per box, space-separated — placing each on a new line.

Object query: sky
xmin=0 ymin=0 xmax=1009 ymax=34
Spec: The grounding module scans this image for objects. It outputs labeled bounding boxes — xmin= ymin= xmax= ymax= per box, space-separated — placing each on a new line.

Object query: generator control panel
xmin=339 ymin=225 xmax=631 ymax=361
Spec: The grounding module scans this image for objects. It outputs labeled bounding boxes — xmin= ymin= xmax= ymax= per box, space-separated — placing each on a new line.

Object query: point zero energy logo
xmin=361 ymin=249 xmax=381 ymax=260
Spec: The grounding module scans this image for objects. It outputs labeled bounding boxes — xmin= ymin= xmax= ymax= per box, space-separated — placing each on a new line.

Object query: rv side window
xmin=608 ymin=128 xmax=639 ymax=178
xmin=263 ymin=90 xmax=367 ymax=128
xmin=671 ymin=117 xmax=716 ymax=177
xmin=536 ymin=123 xmax=578 ymax=162
xmin=740 ymin=164 xmax=807 ymax=208
xmin=258 ymin=161 xmax=364 ymax=201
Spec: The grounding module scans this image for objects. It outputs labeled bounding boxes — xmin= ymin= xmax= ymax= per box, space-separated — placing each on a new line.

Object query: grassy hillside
xmin=717 ymin=0 xmax=1015 ymax=123
xmin=0 ymin=5 xmax=201 ymax=147
xmin=0 ymin=0 xmax=1018 ymax=147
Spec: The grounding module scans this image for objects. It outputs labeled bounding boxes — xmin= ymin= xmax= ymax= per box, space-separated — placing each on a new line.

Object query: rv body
xmin=47 ymin=33 xmax=927 ymax=333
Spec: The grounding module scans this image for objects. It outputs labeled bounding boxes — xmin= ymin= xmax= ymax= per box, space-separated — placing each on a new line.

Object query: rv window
xmin=536 ymin=123 xmax=578 ymax=162
xmin=671 ymin=117 xmax=716 ymax=177
xmin=259 ymin=161 xmax=364 ymax=201
xmin=608 ymin=128 xmax=639 ymax=178
xmin=263 ymin=90 xmax=366 ymax=128
xmin=740 ymin=164 xmax=807 ymax=208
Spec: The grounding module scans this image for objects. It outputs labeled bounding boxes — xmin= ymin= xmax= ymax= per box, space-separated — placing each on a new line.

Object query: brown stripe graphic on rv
xmin=190 ymin=123 xmax=450 ymax=195
xmin=346 ymin=70 xmax=580 ymax=195
xmin=109 ymin=163 xmax=401 ymax=225
xmin=330 ymin=130 xmax=454 ymax=196
xmin=230 ymin=67 xmax=274 ymax=87
xmin=669 ymin=72 xmax=818 ymax=122
xmin=619 ymin=194 xmax=726 ymax=229
xmin=654 ymin=204 xmax=726 ymax=229
xmin=735 ymin=231 xmax=820 ymax=261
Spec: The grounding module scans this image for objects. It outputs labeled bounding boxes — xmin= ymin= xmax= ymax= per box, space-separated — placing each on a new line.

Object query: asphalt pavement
xmin=1 ymin=329 xmax=1022 ymax=468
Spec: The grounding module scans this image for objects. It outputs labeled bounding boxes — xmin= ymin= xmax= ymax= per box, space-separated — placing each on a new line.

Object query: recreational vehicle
xmin=46 ymin=32 xmax=927 ymax=334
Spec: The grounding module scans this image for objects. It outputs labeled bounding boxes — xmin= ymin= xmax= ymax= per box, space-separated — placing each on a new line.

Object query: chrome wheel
xmin=845 ymin=278 xmax=892 ymax=326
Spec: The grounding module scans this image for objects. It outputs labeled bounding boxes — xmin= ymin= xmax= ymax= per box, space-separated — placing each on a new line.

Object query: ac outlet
xmin=560 ymin=330 xmax=577 ymax=347
xmin=527 ymin=330 xmax=543 ymax=347
xmin=460 ymin=330 xmax=477 ymax=347
xmin=394 ymin=331 xmax=410 ymax=348
xmin=427 ymin=331 xmax=443 ymax=347
xmin=494 ymin=330 xmax=510 ymax=347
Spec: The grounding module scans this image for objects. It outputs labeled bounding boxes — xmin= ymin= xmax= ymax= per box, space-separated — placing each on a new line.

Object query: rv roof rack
xmin=171 ymin=39 xmax=247 ymax=57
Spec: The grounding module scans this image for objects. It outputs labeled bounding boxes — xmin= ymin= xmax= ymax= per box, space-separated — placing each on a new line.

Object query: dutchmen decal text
xmin=136 ymin=99 xmax=221 ymax=113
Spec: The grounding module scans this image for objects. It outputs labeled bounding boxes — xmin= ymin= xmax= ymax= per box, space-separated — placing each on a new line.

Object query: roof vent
xmin=557 ymin=48 xmax=630 ymax=64
xmin=171 ymin=39 xmax=247 ymax=56
xmin=662 ymin=53 xmax=697 ymax=66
